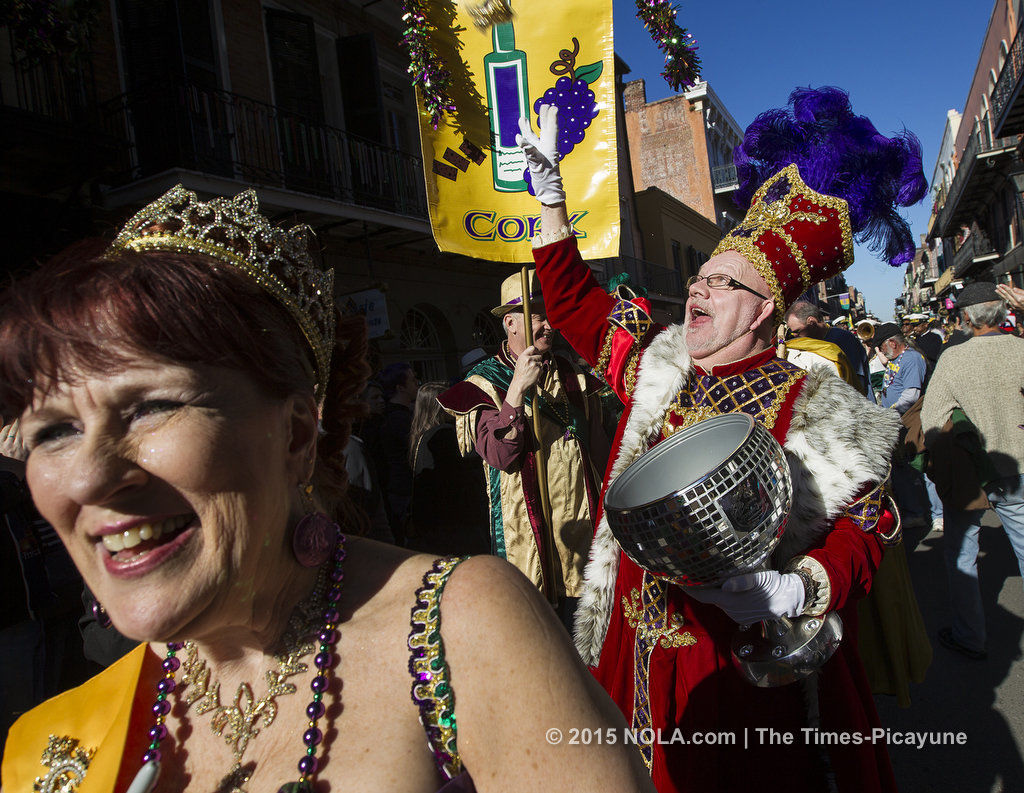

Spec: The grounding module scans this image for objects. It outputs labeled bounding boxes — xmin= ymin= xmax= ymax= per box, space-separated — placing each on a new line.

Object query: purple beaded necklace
xmin=127 ymin=535 xmax=346 ymax=793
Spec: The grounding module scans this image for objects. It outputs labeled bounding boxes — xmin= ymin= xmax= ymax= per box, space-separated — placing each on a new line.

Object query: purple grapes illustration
xmin=524 ymin=38 xmax=603 ymax=195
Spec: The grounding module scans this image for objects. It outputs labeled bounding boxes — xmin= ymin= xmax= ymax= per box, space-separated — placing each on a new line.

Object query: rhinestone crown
xmin=108 ymin=185 xmax=334 ymax=398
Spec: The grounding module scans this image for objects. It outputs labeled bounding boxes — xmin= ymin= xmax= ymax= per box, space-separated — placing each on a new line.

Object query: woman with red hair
xmin=0 ymin=186 xmax=652 ymax=793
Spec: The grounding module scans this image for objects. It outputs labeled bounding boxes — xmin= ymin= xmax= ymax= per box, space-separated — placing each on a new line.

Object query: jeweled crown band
xmin=106 ymin=186 xmax=335 ymax=400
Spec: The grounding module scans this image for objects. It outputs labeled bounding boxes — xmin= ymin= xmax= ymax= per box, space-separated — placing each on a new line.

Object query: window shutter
xmin=116 ymin=0 xmax=180 ymax=89
xmin=178 ymin=0 xmax=218 ymax=89
xmin=265 ymin=9 xmax=324 ymax=122
xmin=337 ymin=33 xmax=383 ymax=142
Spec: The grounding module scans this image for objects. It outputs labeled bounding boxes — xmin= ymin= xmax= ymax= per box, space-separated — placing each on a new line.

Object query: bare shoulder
xmin=431 ymin=556 xmax=656 ymax=792
xmin=340 ymin=535 xmax=447 ymax=620
xmin=438 ymin=554 xmax=569 ymax=656
xmin=339 ymin=545 xmax=572 ymax=664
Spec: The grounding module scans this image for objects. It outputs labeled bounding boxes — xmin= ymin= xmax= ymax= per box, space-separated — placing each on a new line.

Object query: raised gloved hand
xmin=516 ymin=104 xmax=564 ymax=206
xmin=688 ymin=571 xmax=806 ymax=623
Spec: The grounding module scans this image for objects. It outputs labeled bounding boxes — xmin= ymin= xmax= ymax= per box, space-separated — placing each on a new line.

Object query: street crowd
xmin=2 ymin=87 xmax=1024 ymax=793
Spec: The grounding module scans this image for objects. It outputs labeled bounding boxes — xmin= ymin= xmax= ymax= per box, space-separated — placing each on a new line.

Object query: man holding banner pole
xmin=437 ymin=269 xmax=609 ymax=630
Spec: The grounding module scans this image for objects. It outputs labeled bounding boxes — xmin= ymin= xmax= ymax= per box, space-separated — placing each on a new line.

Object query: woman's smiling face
xmin=20 ymin=353 xmax=314 ymax=643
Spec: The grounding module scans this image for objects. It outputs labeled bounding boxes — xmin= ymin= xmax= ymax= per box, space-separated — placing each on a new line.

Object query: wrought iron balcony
xmin=952 ymin=230 xmax=997 ymax=277
xmin=712 ymin=163 xmax=738 ymax=191
xmin=932 ymin=125 xmax=1017 ymax=237
xmin=103 ymin=76 xmax=427 ymax=219
xmin=1 ymin=29 xmax=127 ymax=191
xmin=1 ymin=29 xmax=97 ymax=123
xmin=992 ymin=21 xmax=1024 ymax=137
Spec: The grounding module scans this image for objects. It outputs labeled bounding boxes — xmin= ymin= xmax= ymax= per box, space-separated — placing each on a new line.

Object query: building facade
xmin=898 ymin=234 xmax=946 ymax=314
xmin=3 ymin=0 xmax=531 ymax=381
xmin=622 ymin=78 xmax=743 ymax=233
xmin=927 ymin=0 xmax=1024 ymax=308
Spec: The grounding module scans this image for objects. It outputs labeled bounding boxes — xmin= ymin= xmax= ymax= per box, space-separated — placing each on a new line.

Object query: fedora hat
xmin=492 ymin=270 xmax=544 ymax=317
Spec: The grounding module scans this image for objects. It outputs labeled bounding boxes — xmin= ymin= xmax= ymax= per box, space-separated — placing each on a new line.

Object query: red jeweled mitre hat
xmin=712 ymin=164 xmax=853 ymax=324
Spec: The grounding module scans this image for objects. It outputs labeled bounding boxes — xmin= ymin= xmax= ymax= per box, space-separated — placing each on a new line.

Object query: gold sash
xmin=3 ymin=644 xmax=148 ymax=792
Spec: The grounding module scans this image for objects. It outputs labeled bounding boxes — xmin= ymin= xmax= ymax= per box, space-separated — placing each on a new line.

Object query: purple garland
xmin=634 ymin=0 xmax=701 ymax=91
xmin=400 ymin=0 xmax=455 ymax=130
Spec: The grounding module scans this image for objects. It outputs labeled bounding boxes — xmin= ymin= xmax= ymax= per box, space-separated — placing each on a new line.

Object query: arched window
xmin=999 ymin=40 xmax=1009 ymax=72
xmin=473 ymin=310 xmax=503 ymax=348
xmin=400 ymin=306 xmax=445 ymax=381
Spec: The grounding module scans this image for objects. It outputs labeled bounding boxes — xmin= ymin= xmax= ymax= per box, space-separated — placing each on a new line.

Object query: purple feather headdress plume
xmin=732 ymin=86 xmax=927 ymax=266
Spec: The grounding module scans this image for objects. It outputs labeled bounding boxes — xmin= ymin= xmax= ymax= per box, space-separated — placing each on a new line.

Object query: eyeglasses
xmin=686 ymin=273 xmax=769 ymax=301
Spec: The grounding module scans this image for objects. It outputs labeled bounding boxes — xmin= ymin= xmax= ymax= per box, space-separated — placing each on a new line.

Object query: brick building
xmin=616 ymin=78 xmax=746 ymax=321
xmin=622 ymin=78 xmax=743 ymax=232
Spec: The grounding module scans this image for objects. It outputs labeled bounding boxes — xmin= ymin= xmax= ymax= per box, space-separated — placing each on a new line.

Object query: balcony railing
xmin=1 ymin=28 xmax=99 ymax=125
xmin=712 ymin=163 xmax=738 ymax=191
xmin=103 ymin=76 xmax=427 ymax=219
xmin=933 ymin=125 xmax=1017 ymax=235
xmin=952 ymin=231 xmax=997 ymax=277
xmin=593 ymin=255 xmax=683 ymax=297
xmin=992 ymin=21 xmax=1024 ymax=136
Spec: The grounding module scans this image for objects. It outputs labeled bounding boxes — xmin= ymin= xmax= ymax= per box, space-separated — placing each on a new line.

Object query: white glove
xmin=688 ymin=571 xmax=806 ymax=623
xmin=516 ymin=104 xmax=565 ymax=206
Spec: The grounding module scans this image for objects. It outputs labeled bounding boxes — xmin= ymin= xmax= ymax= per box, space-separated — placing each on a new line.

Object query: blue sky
xmin=611 ymin=0 xmax=998 ymax=320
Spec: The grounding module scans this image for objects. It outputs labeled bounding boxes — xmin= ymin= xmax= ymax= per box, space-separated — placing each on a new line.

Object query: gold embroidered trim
xmin=662 ymin=402 xmax=717 ymax=437
xmin=878 ymin=489 xmax=903 ymax=546
xmin=776 ymin=228 xmax=814 ymax=290
xmin=623 ymin=345 xmax=642 ymax=398
xmin=713 ymin=233 xmax=787 ymax=325
xmin=623 ymin=588 xmax=697 ymax=649
xmin=760 ymin=370 xmax=801 ymax=430
xmin=784 ymin=555 xmax=832 ymax=617
xmin=34 ymin=736 xmax=95 ymax=793
xmin=596 ymin=325 xmax=616 ymax=378
xmin=608 ymin=298 xmax=654 ymax=341
xmin=625 ymin=575 xmax=696 ymax=772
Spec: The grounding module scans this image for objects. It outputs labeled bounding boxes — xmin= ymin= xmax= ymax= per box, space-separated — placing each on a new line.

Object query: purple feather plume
xmin=733 ymin=86 xmax=927 ymax=266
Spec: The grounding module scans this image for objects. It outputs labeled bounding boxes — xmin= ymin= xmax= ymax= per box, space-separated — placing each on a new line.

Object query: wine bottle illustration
xmin=484 ymin=19 xmax=530 ymax=192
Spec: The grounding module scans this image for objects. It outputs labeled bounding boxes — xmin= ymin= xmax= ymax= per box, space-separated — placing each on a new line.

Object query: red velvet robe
xmin=534 ymin=235 xmax=898 ymax=793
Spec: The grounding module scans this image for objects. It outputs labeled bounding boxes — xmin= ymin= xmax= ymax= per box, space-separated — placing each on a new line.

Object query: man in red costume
xmin=515 ymin=89 xmax=927 ymax=793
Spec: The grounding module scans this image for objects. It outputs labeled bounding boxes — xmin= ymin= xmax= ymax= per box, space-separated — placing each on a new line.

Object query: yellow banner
xmin=416 ymin=1 xmax=618 ymax=263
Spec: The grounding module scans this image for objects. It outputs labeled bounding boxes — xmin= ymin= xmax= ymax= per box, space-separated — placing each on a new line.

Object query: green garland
xmin=400 ymin=0 xmax=455 ymax=130
xmin=402 ymin=1 xmax=701 ymax=128
xmin=634 ymin=0 xmax=701 ymax=91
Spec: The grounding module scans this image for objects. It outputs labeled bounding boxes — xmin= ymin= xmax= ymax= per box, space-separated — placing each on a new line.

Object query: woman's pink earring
xmin=293 ymin=483 xmax=338 ymax=568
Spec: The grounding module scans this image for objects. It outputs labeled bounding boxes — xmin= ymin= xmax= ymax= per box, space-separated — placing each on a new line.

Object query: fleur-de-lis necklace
xmin=178 ymin=573 xmax=327 ymax=793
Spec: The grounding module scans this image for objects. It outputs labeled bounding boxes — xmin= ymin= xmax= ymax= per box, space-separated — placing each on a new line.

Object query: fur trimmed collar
xmin=572 ymin=325 xmax=899 ymax=666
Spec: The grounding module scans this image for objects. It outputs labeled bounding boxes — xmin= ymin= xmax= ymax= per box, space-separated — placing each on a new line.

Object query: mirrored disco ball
xmin=604 ymin=413 xmax=792 ymax=587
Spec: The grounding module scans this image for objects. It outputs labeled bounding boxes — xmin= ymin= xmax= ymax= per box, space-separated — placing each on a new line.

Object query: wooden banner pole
xmin=519 ymin=266 xmax=558 ymax=606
